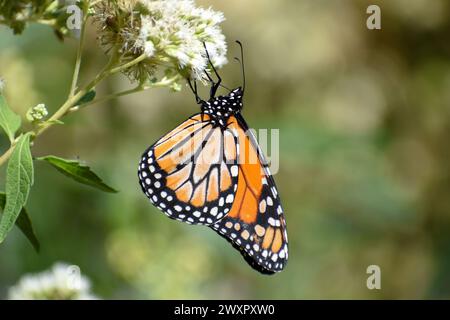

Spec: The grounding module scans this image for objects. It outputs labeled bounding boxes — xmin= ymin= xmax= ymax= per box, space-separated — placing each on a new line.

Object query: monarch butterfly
xmin=138 ymin=42 xmax=288 ymax=274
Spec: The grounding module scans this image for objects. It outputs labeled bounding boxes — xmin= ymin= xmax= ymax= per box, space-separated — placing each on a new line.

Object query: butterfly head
xmin=201 ymin=87 xmax=243 ymax=127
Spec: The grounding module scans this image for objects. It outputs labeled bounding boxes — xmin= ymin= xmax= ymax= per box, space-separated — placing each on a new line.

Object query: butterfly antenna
xmin=235 ymin=40 xmax=246 ymax=92
xmin=219 ymin=83 xmax=232 ymax=91
xmin=203 ymin=69 xmax=215 ymax=85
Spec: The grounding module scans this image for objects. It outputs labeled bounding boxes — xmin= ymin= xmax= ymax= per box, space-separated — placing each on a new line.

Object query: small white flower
xmin=8 ymin=262 xmax=98 ymax=300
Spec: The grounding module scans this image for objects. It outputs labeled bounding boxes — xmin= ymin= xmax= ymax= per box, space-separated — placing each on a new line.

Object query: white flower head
xmin=26 ymin=103 xmax=48 ymax=123
xmin=8 ymin=263 xmax=98 ymax=300
xmin=94 ymin=0 xmax=228 ymax=84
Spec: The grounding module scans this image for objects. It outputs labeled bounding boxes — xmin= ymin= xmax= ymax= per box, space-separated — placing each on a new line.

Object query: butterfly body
xmin=200 ymin=87 xmax=243 ymax=128
xmin=138 ymin=43 xmax=288 ymax=274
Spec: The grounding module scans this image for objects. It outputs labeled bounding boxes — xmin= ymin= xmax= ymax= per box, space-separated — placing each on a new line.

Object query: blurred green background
xmin=1 ymin=0 xmax=450 ymax=299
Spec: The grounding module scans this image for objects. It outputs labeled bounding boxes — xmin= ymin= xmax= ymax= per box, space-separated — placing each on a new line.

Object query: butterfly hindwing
xmin=210 ymin=115 xmax=288 ymax=273
xmin=138 ymin=113 xmax=240 ymax=225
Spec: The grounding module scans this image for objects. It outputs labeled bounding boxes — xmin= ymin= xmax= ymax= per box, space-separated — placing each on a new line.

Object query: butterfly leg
xmin=191 ymin=80 xmax=206 ymax=122
xmin=203 ymin=43 xmax=221 ymax=98
xmin=203 ymin=71 xmax=220 ymax=99
xmin=187 ymin=79 xmax=202 ymax=104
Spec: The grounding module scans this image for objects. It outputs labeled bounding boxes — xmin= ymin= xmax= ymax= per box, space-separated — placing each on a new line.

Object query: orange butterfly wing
xmin=210 ymin=115 xmax=288 ymax=273
xmin=138 ymin=111 xmax=288 ymax=274
xmin=138 ymin=113 xmax=239 ymax=225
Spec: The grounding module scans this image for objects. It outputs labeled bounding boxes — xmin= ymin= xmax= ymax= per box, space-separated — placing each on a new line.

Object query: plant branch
xmin=69 ymin=75 xmax=181 ymax=111
xmin=108 ymin=54 xmax=147 ymax=74
xmin=35 ymin=67 xmax=111 ymax=137
xmin=0 ymin=144 xmax=15 ymax=168
xmin=71 ymin=86 xmax=145 ymax=111
xmin=69 ymin=8 xmax=88 ymax=98
xmin=0 ymin=50 xmax=161 ymax=168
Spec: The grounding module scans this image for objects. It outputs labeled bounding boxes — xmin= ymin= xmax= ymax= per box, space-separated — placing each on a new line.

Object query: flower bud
xmin=26 ymin=103 xmax=48 ymax=122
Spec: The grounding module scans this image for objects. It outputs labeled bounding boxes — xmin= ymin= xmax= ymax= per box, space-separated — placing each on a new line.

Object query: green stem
xmin=69 ymin=75 xmax=181 ymax=111
xmin=109 ymin=54 xmax=147 ymax=74
xmin=0 ymin=50 xmax=158 ymax=168
xmin=36 ymin=68 xmax=109 ymax=136
xmin=0 ymin=135 xmax=22 ymax=167
xmin=69 ymin=9 xmax=88 ymax=98
xmin=71 ymin=86 xmax=144 ymax=110
xmin=35 ymin=47 xmax=122 ymax=135
xmin=35 ymin=19 xmax=57 ymax=26
xmin=151 ymin=75 xmax=182 ymax=87
xmin=0 ymin=144 xmax=15 ymax=168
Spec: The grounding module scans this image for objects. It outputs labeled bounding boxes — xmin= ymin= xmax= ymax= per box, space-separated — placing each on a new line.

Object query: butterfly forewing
xmin=138 ymin=113 xmax=239 ymax=225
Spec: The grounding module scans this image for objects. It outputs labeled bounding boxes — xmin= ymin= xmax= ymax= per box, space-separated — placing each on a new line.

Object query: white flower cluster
xmin=94 ymin=0 xmax=227 ymax=83
xmin=8 ymin=263 xmax=98 ymax=300
xmin=26 ymin=103 xmax=48 ymax=122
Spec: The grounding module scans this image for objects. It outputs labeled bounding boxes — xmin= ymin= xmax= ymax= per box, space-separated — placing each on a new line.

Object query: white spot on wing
xmin=230 ymin=165 xmax=238 ymax=177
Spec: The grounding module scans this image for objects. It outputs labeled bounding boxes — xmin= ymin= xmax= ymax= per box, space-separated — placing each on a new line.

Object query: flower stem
xmin=71 ymin=86 xmax=144 ymax=110
xmin=69 ymin=75 xmax=181 ymax=110
xmin=69 ymin=8 xmax=88 ymax=98
xmin=35 ymin=47 xmax=121 ymax=136
xmin=0 ymin=144 xmax=15 ymax=167
xmin=35 ymin=19 xmax=57 ymax=26
xmin=108 ymin=54 xmax=147 ymax=74
xmin=35 ymin=68 xmax=109 ymax=136
xmin=0 ymin=51 xmax=161 ymax=168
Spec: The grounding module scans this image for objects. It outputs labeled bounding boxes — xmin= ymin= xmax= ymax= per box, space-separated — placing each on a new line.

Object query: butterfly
xmin=138 ymin=42 xmax=288 ymax=274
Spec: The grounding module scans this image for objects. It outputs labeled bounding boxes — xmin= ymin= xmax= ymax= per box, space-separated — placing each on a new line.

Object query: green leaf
xmin=0 ymin=94 xmax=22 ymax=143
xmin=0 ymin=192 xmax=40 ymax=252
xmin=75 ymin=89 xmax=96 ymax=106
xmin=37 ymin=155 xmax=118 ymax=193
xmin=0 ymin=133 xmax=34 ymax=244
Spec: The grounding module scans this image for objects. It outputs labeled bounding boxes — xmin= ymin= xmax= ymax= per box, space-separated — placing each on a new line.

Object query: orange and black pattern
xmin=210 ymin=114 xmax=288 ymax=273
xmin=138 ymin=113 xmax=239 ymax=225
xmin=138 ymin=87 xmax=288 ymax=274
